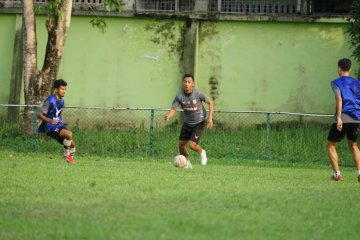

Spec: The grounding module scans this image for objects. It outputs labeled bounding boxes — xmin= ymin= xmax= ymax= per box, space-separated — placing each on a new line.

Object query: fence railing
xmin=1 ymin=104 xmax=354 ymax=165
xmin=1 ymin=0 xmax=113 ymax=12
xmin=1 ymin=0 xmax=352 ymax=16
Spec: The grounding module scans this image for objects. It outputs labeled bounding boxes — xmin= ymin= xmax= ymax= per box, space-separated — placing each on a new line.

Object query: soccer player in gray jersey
xmin=165 ymin=74 xmax=214 ymax=168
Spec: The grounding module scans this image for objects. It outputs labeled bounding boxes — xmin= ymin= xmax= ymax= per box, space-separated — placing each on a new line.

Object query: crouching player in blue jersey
xmin=38 ymin=79 xmax=76 ymax=164
xmin=165 ymin=74 xmax=214 ymax=168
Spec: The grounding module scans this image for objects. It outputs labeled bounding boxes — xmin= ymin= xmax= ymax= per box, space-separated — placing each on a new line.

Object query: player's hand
xmin=164 ymin=115 xmax=171 ymax=122
xmin=50 ymin=118 xmax=59 ymax=124
xmin=207 ymin=119 xmax=213 ymax=129
xmin=337 ymin=118 xmax=343 ymax=131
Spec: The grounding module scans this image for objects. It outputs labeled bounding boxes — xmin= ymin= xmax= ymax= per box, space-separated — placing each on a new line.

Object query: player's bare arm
xmin=336 ymin=95 xmax=342 ymax=131
xmin=206 ymin=99 xmax=214 ymax=129
xmin=165 ymin=107 xmax=177 ymax=122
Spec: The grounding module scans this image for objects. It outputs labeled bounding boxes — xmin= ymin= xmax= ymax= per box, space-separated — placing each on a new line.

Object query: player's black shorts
xmin=46 ymin=126 xmax=67 ymax=145
xmin=327 ymin=123 xmax=360 ymax=142
xmin=179 ymin=121 xmax=205 ymax=144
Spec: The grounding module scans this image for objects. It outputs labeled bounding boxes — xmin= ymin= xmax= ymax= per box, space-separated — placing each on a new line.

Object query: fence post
xmin=149 ymin=109 xmax=155 ymax=158
xmin=266 ymin=113 xmax=271 ymax=160
xmin=33 ymin=106 xmax=38 ymax=152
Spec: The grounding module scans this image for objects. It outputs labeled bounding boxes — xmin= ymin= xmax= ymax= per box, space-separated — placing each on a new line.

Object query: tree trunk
xmin=22 ymin=0 xmax=39 ymax=135
xmin=22 ymin=0 xmax=73 ymax=135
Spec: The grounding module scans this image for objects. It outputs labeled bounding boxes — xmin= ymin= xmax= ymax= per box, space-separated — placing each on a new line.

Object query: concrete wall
xmin=47 ymin=16 xmax=185 ymax=108
xmin=0 ymin=13 xmax=357 ymax=114
xmin=0 ymin=14 xmax=16 ymax=104
xmin=197 ymin=21 xmax=357 ymax=113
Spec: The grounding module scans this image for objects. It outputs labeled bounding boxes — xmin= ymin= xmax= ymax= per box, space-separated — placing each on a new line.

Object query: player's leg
xmin=327 ymin=141 xmax=341 ymax=179
xmin=189 ymin=141 xmax=202 ymax=153
xmin=179 ymin=140 xmax=189 ymax=159
xmin=347 ymin=140 xmax=360 ymax=167
xmin=46 ymin=127 xmax=75 ymax=164
xmin=327 ymin=123 xmax=345 ymax=181
xmin=179 ymin=124 xmax=192 ymax=168
xmin=346 ymin=123 xmax=360 ymax=181
xmin=69 ymin=139 xmax=76 ymax=156
xmin=59 ymin=128 xmax=76 ymax=164
xmin=188 ymin=121 xmax=207 ymax=165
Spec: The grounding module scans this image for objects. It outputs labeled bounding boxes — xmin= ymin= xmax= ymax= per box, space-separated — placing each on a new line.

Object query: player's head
xmin=53 ymin=79 xmax=67 ymax=98
xmin=182 ymin=73 xmax=194 ymax=94
xmin=338 ymin=58 xmax=351 ymax=75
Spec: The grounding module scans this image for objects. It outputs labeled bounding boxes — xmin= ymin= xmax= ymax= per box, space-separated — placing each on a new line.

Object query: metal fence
xmin=134 ymin=0 xmax=302 ymax=14
xmin=0 ymin=104 xmax=355 ymax=165
xmin=1 ymin=0 xmax=352 ymax=15
xmin=1 ymin=0 xmax=108 ymax=11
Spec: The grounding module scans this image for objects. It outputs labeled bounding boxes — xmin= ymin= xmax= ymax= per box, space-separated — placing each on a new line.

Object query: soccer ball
xmin=173 ymin=155 xmax=187 ymax=168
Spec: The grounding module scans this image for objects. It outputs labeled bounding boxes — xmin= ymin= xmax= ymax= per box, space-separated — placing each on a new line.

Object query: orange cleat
xmin=64 ymin=155 xmax=76 ymax=164
xmin=331 ymin=175 xmax=343 ymax=181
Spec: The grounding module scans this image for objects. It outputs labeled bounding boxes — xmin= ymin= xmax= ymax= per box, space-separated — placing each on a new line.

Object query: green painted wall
xmin=52 ymin=17 xmax=185 ymax=108
xmin=197 ymin=21 xmax=357 ymax=113
xmin=1 ymin=14 xmax=358 ymax=114
xmin=3 ymin=15 xmax=185 ymax=108
xmin=0 ymin=14 xmax=16 ymax=104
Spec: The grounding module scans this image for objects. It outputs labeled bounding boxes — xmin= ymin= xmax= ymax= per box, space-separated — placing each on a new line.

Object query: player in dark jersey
xmin=165 ymin=74 xmax=214 ymax=168
xmin=38 ymin=79 xmax=76 ymax=164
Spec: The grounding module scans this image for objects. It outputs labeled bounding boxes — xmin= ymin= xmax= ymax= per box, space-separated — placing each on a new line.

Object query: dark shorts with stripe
xmin=179 ymin=121 xmax=205 ymax=144
xmin=327 ymin=123 xmax=360 ymax=142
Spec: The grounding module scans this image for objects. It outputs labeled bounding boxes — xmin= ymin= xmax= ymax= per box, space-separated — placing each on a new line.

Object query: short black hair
xmin=338 ymin=58 xmax=351 ymax=71
xmin=183 ymin=73 xmax=194 ymax=81
xmin=53 ymin=79 xmax=67 ymax=89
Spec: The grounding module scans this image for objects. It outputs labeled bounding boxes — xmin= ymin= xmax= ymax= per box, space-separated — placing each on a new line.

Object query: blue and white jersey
xmin=38 ymin=95 xmax=67 ymax=133
xmin=332 ymin=76 xmax=360 ymax=120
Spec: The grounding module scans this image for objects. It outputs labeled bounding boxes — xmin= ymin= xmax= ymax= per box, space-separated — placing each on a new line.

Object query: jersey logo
xmin=55 ymin=107 xmax=62 ymax=117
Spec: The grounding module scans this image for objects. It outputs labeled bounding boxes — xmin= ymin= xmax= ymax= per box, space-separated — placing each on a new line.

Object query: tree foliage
xmin=347 ymin=0 xmax=360 ymax=62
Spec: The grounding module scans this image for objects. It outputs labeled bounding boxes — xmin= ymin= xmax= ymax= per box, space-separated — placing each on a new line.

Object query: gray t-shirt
xmin=172 ymin=89 xmax=209 ymax=125
xmin=331 ymin=82 xmax=360 ymax=123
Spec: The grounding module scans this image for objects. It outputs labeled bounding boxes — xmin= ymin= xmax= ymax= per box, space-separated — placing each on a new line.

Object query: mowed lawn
xmin=1 ymin=151 xmax=360 ymax=240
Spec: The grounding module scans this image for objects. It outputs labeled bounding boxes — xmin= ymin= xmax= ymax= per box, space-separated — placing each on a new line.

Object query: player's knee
xmin=60 ymin=129 xmax=72 ymax=140
xmin=67 ymin=131 xmax=73 ymax=139
xmin=327 ymin=141 xmax=336 ymax=149
xmin=348 ymin=141 xmax=358 ymax=151
xmin=189 ymin=141 xmax=198 ymax=150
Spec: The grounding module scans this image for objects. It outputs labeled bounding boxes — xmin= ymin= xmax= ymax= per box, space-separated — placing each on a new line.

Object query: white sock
xmin=334 ymin=171 xmax=341 ymax=177
xmin=70 ymin=147 xmax=76 ymax=156
xmin=64 ymin=148 xmax=70 ymax=156
xmin=63 ymin=139 xmax=71 ymax=156
xmin=357 ymin=170 xmax=360 ymax=176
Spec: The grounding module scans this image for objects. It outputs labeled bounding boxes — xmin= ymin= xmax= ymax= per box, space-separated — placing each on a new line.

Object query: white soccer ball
xmin=173 ymin=155 xmax=187 ymax=168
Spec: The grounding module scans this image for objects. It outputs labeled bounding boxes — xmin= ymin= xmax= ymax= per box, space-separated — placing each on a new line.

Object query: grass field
xmin=1 ymin=150 xmax=360 ymax=240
